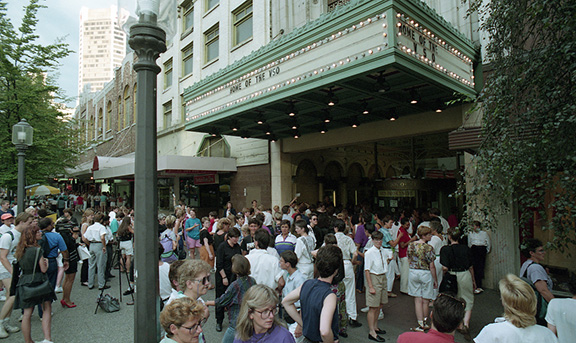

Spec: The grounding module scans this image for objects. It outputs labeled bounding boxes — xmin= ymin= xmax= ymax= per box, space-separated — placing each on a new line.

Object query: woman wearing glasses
xmin=234 ymin=284 xmax=294 ymax=343
xmin=160 ymin=297 xmax=207 ymax=343
xmin=174 ymin=259 xmax=212 ymax=320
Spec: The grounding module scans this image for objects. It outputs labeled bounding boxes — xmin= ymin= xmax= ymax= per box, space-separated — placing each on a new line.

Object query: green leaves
xmin=464 ymin=0 xmax=576 ymax=251
xmin=0 ymin=0 xmax=81 ymax=190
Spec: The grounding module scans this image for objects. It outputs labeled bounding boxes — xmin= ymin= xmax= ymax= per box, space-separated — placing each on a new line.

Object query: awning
xmin=92 ymin=155 xmax=237 ymax=180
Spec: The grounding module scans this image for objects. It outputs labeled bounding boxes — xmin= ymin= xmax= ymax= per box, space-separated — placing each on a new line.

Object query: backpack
xmin=37 ymin=232 xmax=57 ymax=258
xmin=520 ymin=262 xmax=549 ymax=325
xmin=159 ymin=233 xmax=175 ymax=259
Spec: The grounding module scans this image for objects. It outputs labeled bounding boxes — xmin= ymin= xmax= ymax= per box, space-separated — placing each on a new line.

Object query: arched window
xmin=117 ymin=95 xmax=122 ymax=131
xmin=88 ymin=113 xmax=95 ymax=141
xmin=106 ymin=100 xmax=112 ymax=132
xmin=133 ymin=83 xmax=137 ymax=124
xmin=97 ymin=108 xmax=103 ymax=138
xmin=123 ymin=85 xmax=130 ymax=127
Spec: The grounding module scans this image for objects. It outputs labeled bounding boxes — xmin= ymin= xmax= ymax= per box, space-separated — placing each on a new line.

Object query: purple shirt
xmin=233 ymin=324 xmax=295 ymax=343
xmin=354 ymin=224 xmax=368 ymax=248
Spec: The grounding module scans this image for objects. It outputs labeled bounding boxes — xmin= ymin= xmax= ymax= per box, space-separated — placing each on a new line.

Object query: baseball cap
xmin=1 ymin=213 xmax=13 ymax=220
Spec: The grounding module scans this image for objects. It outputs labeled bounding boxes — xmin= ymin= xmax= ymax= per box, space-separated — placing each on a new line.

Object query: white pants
xmin=387 ymin=251 xmax=398 ymax=292
xmin=88 ymin=242 xmax=107 ymax=289
xmin=399 ymin=256 xmax=409 ymax=293
xmin=343 ymin=260 xmax=357 ymax=320
xmin=433 ymin=256 xmax=442 ymax=298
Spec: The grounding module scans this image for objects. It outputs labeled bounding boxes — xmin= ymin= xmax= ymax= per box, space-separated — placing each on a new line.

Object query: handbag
xmin=439 ymin=272 xmax=458 ymax=295
xmin=21 ymin=248 xmax=54 ymax=303
xmin=77 ymin=245 xmax=90 ymax=260
xmin=98 ymin=294 xmax=120 ymax=312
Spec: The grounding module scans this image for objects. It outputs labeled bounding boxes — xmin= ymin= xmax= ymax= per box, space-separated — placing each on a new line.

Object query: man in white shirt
xmin=429 ymin=208 xmax=449 ymax=232
xmin=0 ymin=214 xmax=14 ymax=235
xmin=83 ymin=213 xmax=109 ymax=290
xmin=334 ymin=219 xmax=362 ymax=327
xmin=468 ymin=220 xmax=491 ymax=293
xmin=246 ymin=229 xmax=281 ymax=290
xmin=364 ymin=230 xmax=393 ymax=342
xmin=0 ymin=212 xmax=33 ymax=338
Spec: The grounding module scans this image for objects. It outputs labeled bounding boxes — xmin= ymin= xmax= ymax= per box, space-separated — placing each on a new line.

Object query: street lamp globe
xmin=12 ymin=118 xmax=34 ymax=146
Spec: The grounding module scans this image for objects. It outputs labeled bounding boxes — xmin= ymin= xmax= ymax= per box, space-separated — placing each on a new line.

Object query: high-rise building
xmin=78 ymin=6 xmax=129 ymax=95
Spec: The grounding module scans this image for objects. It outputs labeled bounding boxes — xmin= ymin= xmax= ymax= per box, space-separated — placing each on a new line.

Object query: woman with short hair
xmin=474 ymin=274 xmax=558 ymax=342
xmin=234 ymin=284 xmax=294 ymax=343
xmin=160 ymin=297 xmax=207 ymax=343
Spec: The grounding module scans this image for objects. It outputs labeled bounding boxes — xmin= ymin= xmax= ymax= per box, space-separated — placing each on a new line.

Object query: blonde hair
xmin=417 ymin=225 xmax=432 ymax=237
xmin=82 ymin=208 xmax=95 ymax=224
xmin=499 ymin=274 xmax=537 ymax=328
xmin=178 ymin=259 xmax=211 ymax=291
xmin=160 ymin=297 xmax=205 ymax=338
xmin=235 ymin=284 xmax=282 ymax=341
xmin=217 ymin=218 xmax=231 ymax=231
xmin=165 ymin=215 xmax=176 ymax=229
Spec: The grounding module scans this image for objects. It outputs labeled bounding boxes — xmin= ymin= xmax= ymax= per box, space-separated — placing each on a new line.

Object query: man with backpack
xmin=0 ymin=212 xmax=33 ymax=338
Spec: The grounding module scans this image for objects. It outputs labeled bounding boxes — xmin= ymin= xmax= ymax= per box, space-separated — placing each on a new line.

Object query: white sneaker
xmin=378 ymin=310 xmax=384 ymax=320
xmin=0 ymin=325 xmax=8 ymax=338
xmin=2 ymin=320 xmax=20 ymax=333
xmin=35 ymin=340 xmax=54 ymax=343
xmin=360 ymin=307 xmax=369 ymax=313
xmin=55 ymin=286 xmax=63 ymax=293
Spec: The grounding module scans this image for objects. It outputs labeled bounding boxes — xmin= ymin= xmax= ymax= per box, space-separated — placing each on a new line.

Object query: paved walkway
xmin=0 ymin=266 xmax=504 ymax=343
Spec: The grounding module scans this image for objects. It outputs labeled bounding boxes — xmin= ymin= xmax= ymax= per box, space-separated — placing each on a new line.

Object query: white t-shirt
xmin=474 ymin=320 xmax=558 ymax=343
xmin=0 ymin=228 xmax=21 ymax=273
xmin=0 ymin=224 xmax=14 ymax=235
xmin=246 ymin=249 xmax=281 ymax=289
xmin=158 ymin=262 xmax=172 ymax=302
xmin=545 ymin=298 xmax=576 ymax=343
xmin=428 ymin=235 xmax=445 ymax=255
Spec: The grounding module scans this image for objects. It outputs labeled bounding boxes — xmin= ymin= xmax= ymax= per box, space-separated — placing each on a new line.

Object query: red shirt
xmin=398 ymin=227 xmax=411 ymax=258
xmin=397 ymin=329 xmax=455 ymax=343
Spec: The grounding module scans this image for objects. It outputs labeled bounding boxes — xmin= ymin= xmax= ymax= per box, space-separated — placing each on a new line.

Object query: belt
xmin=449 ymin=269 xmax=467 ymax=272
xmin=89 ymin=241 xmax=102 ymax=243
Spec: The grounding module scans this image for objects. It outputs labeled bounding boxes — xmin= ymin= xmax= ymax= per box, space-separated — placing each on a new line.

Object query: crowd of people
xmin=0 ymin=196 xmax=573 ymax=343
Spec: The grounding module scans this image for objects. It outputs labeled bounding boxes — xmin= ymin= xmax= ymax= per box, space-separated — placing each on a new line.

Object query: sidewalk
xmin=0 ymin=269 xmax=503 ymax=343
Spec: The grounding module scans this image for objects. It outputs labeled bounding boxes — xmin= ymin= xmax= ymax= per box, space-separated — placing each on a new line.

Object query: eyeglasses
xmin=253 ymin=306 xmax=278 ymax=319
xmin=180 ymin=318 xmax=207 ymax=334
xmin=192 ymin=275 xmax=210 ymax=284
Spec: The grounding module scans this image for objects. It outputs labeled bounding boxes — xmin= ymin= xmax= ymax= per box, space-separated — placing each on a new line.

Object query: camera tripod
xmin=94 ymin=240 xmax=134 ymax=314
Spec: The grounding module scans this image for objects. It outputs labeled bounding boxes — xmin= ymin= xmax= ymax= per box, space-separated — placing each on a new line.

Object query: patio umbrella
xmin=26 ymin=185 xmax=61 ymax=196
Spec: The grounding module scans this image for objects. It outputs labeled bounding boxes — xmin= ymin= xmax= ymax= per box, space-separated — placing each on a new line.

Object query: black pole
xmin=16 ymin=146 xmax=27 ymax=215
xmin=128 ymin=12 xmax=166 ymax=343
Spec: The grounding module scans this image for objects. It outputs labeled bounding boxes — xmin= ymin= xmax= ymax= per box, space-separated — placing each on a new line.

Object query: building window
xmin=163 ymin=101 xmax=172 ymax=129
xmin=133 ymin=84 xmax=137 ymax=123
xmin=204 ymin=25 xmax=219 ymax=63
xmin=164 ymin=59 xmax=173 ymax=89
xmin=88 ymin=114 xmax=95 ymax=141
xmin=123 ymin=85 xmax=130 ymax=128
xmin=233 ymin=1 xmax=253 ymax=46
xmin=117 ymin=95 xmax=122 ymax=131
xmin=197 ymin=135 xmax=230 ymax=157
xmin=106 ymin=100 xmax=112 ymax=132
xmin=182 ymin=44 xmax=193 ymax=76
xmin=182 ymin=1 xmax=194 ymax=32
xmin=206 ymin=0 xmax=219 ymax=12
xmin=97 ymin=108 xmax=103 ymax=138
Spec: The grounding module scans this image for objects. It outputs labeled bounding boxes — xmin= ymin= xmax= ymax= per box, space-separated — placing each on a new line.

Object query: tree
xmin=0 ymin=0 xmax=82 ymax=191
xmin=465 ymin=1 xmax=576 ymax=251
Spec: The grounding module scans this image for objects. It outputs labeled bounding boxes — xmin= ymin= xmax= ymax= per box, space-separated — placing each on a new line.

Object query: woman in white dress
xmin=294 ymin=219 xmax=315 ymax=279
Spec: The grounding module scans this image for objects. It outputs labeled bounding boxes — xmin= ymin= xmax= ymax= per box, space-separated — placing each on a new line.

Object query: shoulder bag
xmin=439 ymin=245 xmax=458 ymax=295
xmin=21 ymin=248 xmax=54 ymax=303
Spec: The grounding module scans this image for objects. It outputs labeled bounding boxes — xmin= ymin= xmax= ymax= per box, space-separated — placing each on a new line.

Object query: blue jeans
xmin=222 ymin=326 xmax=236 ymax=343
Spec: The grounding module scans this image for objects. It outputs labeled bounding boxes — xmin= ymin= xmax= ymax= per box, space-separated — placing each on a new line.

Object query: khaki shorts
xmin=366 ymin=273 xmax=388 ymax=307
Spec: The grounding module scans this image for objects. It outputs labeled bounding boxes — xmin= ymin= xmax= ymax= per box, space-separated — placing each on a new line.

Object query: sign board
xmin=194 ymin=174 xmax=218 ymax=185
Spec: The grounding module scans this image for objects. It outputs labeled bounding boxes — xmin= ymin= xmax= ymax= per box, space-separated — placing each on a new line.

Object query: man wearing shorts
xmin=364 ymin=230 xmax=393 ymax=342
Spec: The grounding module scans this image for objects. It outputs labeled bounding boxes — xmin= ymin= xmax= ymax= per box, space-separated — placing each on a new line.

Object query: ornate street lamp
xmin=128 ymin=1 xmax=166 ymax=341
xmin=12 ymin=119 xmax=33 ymax=215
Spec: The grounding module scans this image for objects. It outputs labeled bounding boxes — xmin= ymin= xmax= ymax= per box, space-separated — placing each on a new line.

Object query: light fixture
xmin=319 ymin=123 xmax=328 ymax=134
xmin=264 ymin=124 xmax=272 ymax=135
xmin=387 ymin=108 xmax=398 ymax=121
xmin=269 ymin=134 xmax=278 ymax=142
xmin=374 ymin=72 xmax=391 ymax=93
xmin=322 ymin=109 xmax=332 ymax=123
xmin=409 ymin=89 xmax=421 ymax=104
xmin=351 ymin=117 xmax=360 ymax=128
xmin=255 ymin=112 xmax=265 ymax=125
xmin=293 ymin=130 xmax=300 ymax=138
xmin=435 ymin=101 xmax=446 ymax=113
xmin=326 ymin=88 xmax=338 ymax=106
xmin=241 ymin=131 xmax=250 ymax=139
xmin=361 ymin=101 xmax=370 ymax=115
xmin=286 ymin=101 xmax=297 ymax=116
xmin=230 ymin=120 xmax=239 ymax=132
xmin=291 ymin=118 xmax=300 ymax=130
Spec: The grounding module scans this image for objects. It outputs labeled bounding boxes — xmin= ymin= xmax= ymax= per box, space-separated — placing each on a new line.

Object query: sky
xmin=6 ymin=0 xmax=119 ymax=107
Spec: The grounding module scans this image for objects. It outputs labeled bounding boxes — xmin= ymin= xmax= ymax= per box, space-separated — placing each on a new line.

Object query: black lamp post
xmin=128 ymin=1 xmax=166 ymax=341
xmin=12 ymin=119 xmax=34 ymax=215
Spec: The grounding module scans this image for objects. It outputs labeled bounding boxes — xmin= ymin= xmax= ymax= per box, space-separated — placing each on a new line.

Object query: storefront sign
xmin=377 ymin=189 xmax=416 ymax=198
xmin=395 ymin=13 xmax=474 ymax=87
xmin=194 ymin=174 xmax=218 ymax=185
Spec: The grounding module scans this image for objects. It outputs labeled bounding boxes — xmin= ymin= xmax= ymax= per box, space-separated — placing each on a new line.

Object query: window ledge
xmin=181 ymin=28 xmax=193 ymax=40
xmin=180 ymin=73 xmax=194 ymax=83
xmin=203 ymin=3 xmax=219 ymax=17
xmin=163 ymin=86 xmax=173 ymax=94
xmin=231 ymin=37 xmax=253 ymax=53
xmin=203 ymin=58 xmax=219 ymax=69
